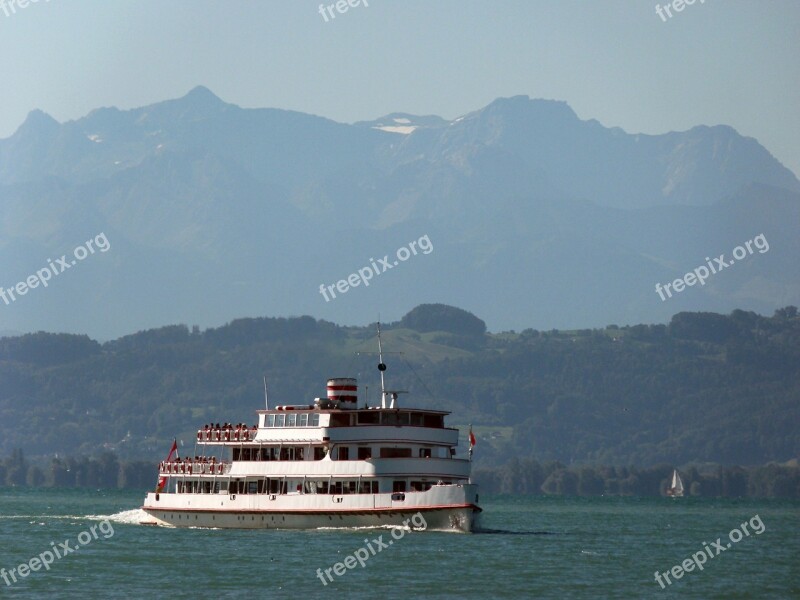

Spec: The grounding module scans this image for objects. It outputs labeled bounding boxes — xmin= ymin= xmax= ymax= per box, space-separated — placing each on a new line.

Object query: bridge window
xmin=330 ymin=413 xmax=352 ymax=427
xmin=380 ymin=447 xmax=412 ymax=458
xmin=424 ymin=415 xmax=444 ymax=428
xmin=358 ymin=411 xmax=380 ymax=425
xmin=381 ymin=412 xmax=411 ymax=426
xmin=265 ymin=413 xmax=319 ymax=427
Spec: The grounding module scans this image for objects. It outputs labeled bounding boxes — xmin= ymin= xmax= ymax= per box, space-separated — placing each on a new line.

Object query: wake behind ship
xmin=141 ymin=331 xmax=481 ymax=532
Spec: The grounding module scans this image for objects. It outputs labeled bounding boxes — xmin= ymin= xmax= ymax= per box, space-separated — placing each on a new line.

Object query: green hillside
xmin=1 ymin=305 xmax=798 ymax=473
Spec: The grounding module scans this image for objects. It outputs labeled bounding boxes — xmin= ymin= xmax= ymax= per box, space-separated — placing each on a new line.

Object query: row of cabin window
xmin=232 ymin=447 xmax=326 ymax=461
xmin=263 ymin=412 xmax=445 ymax=428
xmin=230 ymin=446 xmax=438 ymax=461
xmin=335 ymin=447 xmax=421 ymax=459
xmin=265 ymin=414 xmax=320 ymax=428
xmin=177 ymin=479 xmax=379 ymax=495
xmin=175 ymin=479 xmax=444 ymax=495
xmin=329 ymin=412 xmax=445 ymax=428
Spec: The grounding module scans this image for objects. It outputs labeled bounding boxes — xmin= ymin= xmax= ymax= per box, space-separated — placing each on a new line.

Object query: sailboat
xmin=666 ymin=469 xmax=684 ymax=497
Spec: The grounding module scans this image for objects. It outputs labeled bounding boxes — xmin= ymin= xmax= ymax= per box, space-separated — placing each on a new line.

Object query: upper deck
xmin=197 ymin=407 xmax=460 ymax=447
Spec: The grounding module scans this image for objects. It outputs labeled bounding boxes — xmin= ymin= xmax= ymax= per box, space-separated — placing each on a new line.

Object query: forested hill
xmin=0 ymin=304 xmax=798 ymax=468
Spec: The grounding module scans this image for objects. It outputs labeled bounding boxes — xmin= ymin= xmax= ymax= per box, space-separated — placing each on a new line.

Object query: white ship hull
xmin=142 ymin=484 xmax=481 ymax=532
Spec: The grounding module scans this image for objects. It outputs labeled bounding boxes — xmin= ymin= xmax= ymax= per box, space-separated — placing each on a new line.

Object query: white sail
xmin=670 ymin=469 xmax=684 ymax=496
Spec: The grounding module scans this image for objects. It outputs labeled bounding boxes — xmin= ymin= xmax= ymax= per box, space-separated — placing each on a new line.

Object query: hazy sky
xmin=1 ymin=0 xmax=799 ymax=175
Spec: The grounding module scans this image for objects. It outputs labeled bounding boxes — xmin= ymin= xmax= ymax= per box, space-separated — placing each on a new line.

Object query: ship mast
xmin=375 ymin=321 xmax=405 ymax=409
xmin=377 ymin=322 xmax=388 ymax=408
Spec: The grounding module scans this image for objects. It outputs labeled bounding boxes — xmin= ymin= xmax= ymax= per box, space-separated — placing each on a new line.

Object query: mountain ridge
xmin=1 ymin=88 xmax=797 ymax=339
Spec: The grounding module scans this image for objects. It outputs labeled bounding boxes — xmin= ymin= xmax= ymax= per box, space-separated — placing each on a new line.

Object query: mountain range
xmin=1 ymin=86 xmax=798 ymax=339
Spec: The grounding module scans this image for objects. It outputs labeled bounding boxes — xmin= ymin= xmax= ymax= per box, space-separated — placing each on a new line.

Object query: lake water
xmin=0 ymin=488 xmax=796 ymax=598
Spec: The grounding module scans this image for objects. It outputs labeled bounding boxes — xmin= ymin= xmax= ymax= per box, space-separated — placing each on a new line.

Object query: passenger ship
xmin=141 ymin=332 xmax=481 ymax=532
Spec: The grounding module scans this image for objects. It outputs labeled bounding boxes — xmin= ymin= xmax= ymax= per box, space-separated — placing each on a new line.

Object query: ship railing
xmin=158 ymin=460 xmax=232 ymax=475
xmin=196 ymin=426 xmax=258 ymax=442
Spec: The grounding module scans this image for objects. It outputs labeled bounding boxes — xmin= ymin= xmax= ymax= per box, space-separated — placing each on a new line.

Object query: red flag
xmin=469 ymin=429 xmax=476 ymax=447
xmin=156 ymin=439 xmax=178 ymax=493
xmin=166 ymin=439 xmax=178 ymax=462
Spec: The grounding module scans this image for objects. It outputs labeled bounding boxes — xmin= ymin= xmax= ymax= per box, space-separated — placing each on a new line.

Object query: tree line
xmin=0 ymin=449 xmax=155 ymax=490
xmin=473 ymin=459 xmax=800 ymax=498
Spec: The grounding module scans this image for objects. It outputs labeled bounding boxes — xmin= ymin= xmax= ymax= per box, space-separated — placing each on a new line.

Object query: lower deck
xmin=141 ymin=504 xmax=479 ymax=532
xmin=142 ymin=483 xmax=481 ymax=531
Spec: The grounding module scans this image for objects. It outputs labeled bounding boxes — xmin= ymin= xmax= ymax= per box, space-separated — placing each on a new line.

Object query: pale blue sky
xmin=1 ymin=0 xmax=799 ymax=174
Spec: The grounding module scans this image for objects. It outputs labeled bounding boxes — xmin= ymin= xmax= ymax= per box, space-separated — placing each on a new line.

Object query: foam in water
xmin=88 ymin=508 xmax=150 ymax=525
xmin=316 ymin=524 xmax=413 ymax=531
